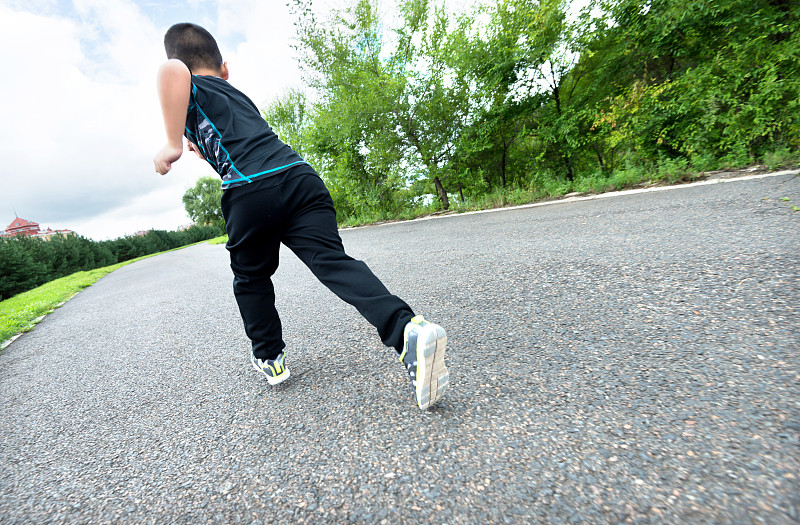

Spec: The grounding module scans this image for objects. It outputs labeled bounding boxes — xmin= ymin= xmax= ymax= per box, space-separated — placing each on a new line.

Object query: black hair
xmin=164 ymin=23 xmax=223 ymax=72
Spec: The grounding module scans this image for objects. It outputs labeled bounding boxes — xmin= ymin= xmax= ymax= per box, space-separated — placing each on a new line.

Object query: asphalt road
xmin=1 ymin=172 xmax=799 ymax=524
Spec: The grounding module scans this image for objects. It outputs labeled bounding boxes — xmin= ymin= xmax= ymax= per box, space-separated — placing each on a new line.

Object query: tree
xmin=0 ymin=237 xmax=48 ymax=300
xmin=448 ymin=2 xmax=550 ymax=192
xmin=292 ymin=0 xmax=473 ymax=211
xmin=386 ymin=0 xmax=474 ymax=209
xmin=283 ymin=0 xmax=799 ymax=214
xmin=587 ymin=0 xmax=800 ymax=168
xmin=262 ymin=89 xmax=312 ymax=160
xmin=182 ymin=176 xmax=224 ymax=229
xmin=290 ymin=0 xmax=409 ymax=220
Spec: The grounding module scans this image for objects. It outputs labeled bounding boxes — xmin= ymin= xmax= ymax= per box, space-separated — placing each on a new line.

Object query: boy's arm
xmin=153 ymin=59 xmax=191 ymax=175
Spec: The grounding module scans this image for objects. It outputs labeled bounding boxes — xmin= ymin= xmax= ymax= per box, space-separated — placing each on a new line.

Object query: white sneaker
xmin=399 ymin=316 xmax=449 ymax=409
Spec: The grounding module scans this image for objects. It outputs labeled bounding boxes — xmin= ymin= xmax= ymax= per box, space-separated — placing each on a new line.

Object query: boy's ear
xmin=220 ymin=61 xmax=229 ymax=80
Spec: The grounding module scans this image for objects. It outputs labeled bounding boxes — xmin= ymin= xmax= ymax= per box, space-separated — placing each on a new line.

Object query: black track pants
xmin=221 ymin=169 xmax=415 ymax=360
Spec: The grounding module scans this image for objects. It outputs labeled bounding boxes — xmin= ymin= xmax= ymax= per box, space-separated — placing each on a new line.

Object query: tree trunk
xmin=563 ymin=155 xmax=574 ymax=181
xmin=593 ymin=143 xmax=605 ymax=171
xmin=500 ymin=144 xmax=507 ymax=188
xmin=434 ymin=176 xmax=449 ymax=210
xmin=553 ymin=82 xmax=574 ymax=181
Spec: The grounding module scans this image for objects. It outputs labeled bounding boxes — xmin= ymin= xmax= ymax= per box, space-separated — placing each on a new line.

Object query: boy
xmin=153 ymin=23 xmax=449 ymax=410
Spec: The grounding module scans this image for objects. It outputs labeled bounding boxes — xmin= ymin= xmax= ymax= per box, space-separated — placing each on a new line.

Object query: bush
xmin=0 ymin=238 xmax=49 ymax=299
xmin=657 ymin=157 xmax=692 ymax=184
xmin=762 ymin=147 xmax=799 ymax=171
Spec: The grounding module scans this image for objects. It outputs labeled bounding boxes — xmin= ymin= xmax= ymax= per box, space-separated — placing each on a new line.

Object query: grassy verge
xmin=0 ymin=239 xmax=222 ymax=349
xmin=1 ymin=261 xmax=136 ymax=347
xmin=338 ymin=159 xmax=798 ymax=228
xmin=338 ymin=165 xmax=687 ymax=228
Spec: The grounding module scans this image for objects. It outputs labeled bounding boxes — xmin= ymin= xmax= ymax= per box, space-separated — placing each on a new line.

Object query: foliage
xmin=1 ymin=259 xmax=140 ymax=346
xmin=275 ymin=0 xmax=799 ymax=222
xmin=588 ymin=0 xmax=800 ymax=167
xmin=289 ymin=0 xmax=406 ymax=221
xmin=0 ymin=224 xmax=223 ymax=301
xmin=0 ymin=236 xmax=48 ymax=300
xmin=182 ymin=176 xmax=225 ymax=229
xmin=262 ymin=89 xmax=312 ymax=160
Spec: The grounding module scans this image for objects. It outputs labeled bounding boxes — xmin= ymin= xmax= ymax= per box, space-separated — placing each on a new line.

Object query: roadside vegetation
xmin=1 ymin=257 xmax=145 ymax=348
xmin=268 ymin=0 xmax=798 ymax=225
xmin=184 ymin=0 xmax=798 ymax=228
xmin=0 ymin=240 xmax=227 ymax=349
xmin=0 ymin=225 xmax=224 ymax=301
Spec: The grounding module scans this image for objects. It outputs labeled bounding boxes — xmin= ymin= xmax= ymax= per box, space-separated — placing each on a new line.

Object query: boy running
xmin=153 ymin=23 xmax=449 ymax=409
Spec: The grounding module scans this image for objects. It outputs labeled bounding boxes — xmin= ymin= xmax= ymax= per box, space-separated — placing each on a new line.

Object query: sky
xmin=0 ymin=0 xmax=585 ymax=241
xmin=0 ymin=0 xmax=352 ymax=240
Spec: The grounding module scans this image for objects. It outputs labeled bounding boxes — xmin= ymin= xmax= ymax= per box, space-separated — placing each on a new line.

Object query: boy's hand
xmin=154 ymin=143 xmax=183 ymax=175
xmin=187 ymin=141 xmax=205 ymax=160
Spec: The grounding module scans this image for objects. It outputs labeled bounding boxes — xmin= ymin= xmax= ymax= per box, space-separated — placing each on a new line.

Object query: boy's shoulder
xmin=158 ymin=59 xmax=191 ymax=84
xmin=191 ymin=75 xmax=257 ymax=113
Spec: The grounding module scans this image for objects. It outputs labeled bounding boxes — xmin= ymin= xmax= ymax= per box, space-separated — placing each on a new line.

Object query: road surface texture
xmin=1 ymin=172 xmax=799 ymax=524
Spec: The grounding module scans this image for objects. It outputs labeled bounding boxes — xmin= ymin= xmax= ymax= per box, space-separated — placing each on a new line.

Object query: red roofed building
xmin=2 ymin=217 xmax=75 ymax=240
xmin=4 ymin=217 xmax=40 ymax=237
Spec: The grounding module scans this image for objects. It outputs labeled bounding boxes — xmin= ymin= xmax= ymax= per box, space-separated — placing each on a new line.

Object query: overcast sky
xmin=0 ymin=0 xmax=354 ymax=240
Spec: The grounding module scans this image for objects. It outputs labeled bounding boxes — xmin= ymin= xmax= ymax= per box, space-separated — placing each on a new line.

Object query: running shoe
xmin=400 ymin=316 xmax=449 ymax=409
xmin=251 ymin=352 xmax=290 ymax=385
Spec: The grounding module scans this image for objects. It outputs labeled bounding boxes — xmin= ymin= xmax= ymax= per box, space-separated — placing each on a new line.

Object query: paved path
xmin=1 ymin=173 xmax=799 ymax=524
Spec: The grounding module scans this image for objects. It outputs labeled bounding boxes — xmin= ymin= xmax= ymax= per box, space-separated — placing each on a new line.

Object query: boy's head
xmin=164 ymin=23 xmax=224 ymax=73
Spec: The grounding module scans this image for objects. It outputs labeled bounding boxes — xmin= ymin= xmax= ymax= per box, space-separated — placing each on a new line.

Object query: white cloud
xmin=214 ymin=0 xmax=304 ymax=108
xmin=0 ymin=0 xmax=346 ymax=240
xmin=0 ymin=1 xmax=211 ymax=240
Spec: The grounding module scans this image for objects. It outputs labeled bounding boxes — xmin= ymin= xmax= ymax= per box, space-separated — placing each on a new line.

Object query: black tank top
xmin=184 ymin=75 xmax=307 ymax=190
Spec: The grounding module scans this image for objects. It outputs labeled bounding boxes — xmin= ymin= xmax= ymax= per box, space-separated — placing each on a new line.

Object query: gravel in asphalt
xmin=1 ymin=173 xmax=798 ymax=524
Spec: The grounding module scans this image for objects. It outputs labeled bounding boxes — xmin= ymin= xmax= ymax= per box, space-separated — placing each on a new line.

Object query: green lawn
xmin=0 ymin=240 xmax=223 ymax=349
xmin=1 ymin=262 xmax=133 ymax=347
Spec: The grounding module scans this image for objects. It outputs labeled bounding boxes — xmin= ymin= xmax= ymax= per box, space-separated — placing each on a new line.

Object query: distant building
xmin=1 ymin=217 xmax=75 ymax=240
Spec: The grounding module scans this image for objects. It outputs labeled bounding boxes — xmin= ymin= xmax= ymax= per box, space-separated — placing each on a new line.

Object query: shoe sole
xmin=414 ymin=323 xmax=449 ymax=409
xmin=251 ymin=355 xmax=291 ymax=386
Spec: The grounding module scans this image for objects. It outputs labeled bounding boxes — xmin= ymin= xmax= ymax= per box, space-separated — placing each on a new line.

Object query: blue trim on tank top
xmin=189 ymin=79 xmax=308 ymax=187
xmin=220 ymin=160 xmax=309 ymax=186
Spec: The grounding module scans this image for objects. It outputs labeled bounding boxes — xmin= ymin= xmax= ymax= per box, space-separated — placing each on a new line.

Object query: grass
xmin=1 ymin=261 xmax=136 ymax=347
xmin=763 ymin=147 xmax=799 ymax=171
xmin=0 ymin=239 xmax=223 ymax=349
xmin=339 ymin=163 xmax=686 ymax=227
xmin=336 ymin=156 xmax=797 ymax=228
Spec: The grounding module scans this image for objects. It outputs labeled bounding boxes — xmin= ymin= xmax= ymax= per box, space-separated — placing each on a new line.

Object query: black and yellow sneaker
xmin=400 ymin=316 xmax=449 ymax=410
xmin=251 ymin=352 xmax=290 ymax=386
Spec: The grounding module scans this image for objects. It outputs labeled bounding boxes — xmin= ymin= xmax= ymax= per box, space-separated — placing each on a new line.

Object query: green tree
xmin=446 ymin=0 xmax=603 ymax=194
xmin=262 ymin=89 xmax=312 ymax=160
xmin=387 ymin=0 xmax=473 ymax=209
xmin=448 ymin=1 xmax=550 ymax=192
xmin=0 ymin=237 xmax=48 ymax=300
xmin=293 ymin=0 xmax=473 ymax=211
xmin=182 ymin=176 xmax=225 ymax=229
xmin=282 ymin=0 xmax=798 ymax=216
xmin=291 ymin=0 xmax=407 ymax=220
xmin=588 ymin=0 xmax=800 ymax=168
